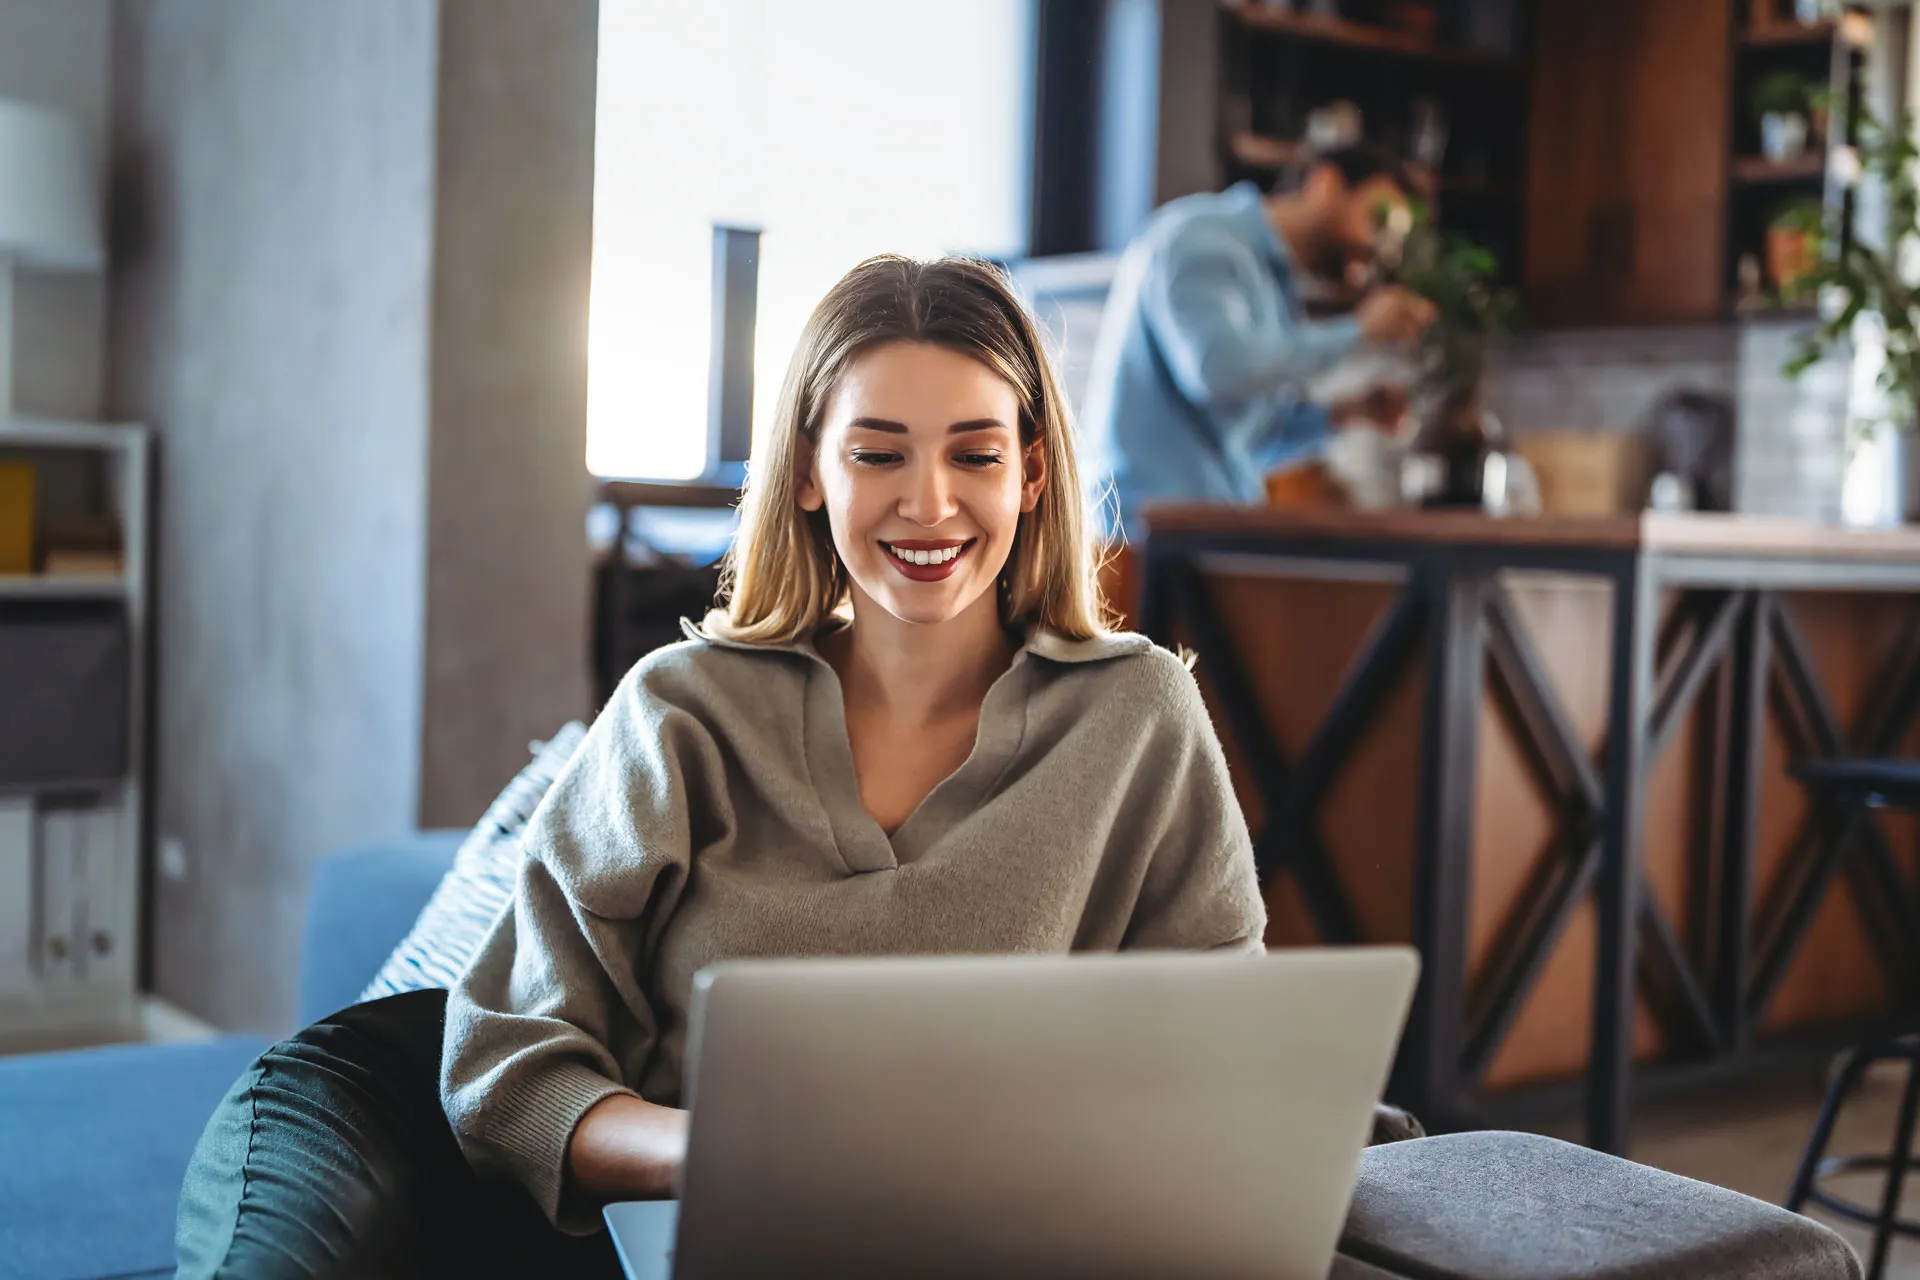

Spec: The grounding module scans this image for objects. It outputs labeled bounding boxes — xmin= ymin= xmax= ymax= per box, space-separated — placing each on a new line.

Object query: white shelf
xmin=0 ymin=415 xmax=146 ymax=451
xmin=0 ymin=574 xmax=127 ymax=600
xmin=0 ymin=413 xmax=150 ymax=1047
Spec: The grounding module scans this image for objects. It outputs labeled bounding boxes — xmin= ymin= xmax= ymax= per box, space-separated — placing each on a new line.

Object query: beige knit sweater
xmin=440 ymin=619 xmax=1265 ymax=1230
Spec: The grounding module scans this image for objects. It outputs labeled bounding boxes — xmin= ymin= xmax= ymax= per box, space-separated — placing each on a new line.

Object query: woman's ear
xmin=1020 ymin=436 xmax=1047 ymax=514
xmin=796 ymin=442 xmax=825 ymax=512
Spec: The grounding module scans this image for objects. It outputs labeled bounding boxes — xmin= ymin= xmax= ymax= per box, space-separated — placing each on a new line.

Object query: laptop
xmin=605 ymin=947 xmax=1418 ymax=1280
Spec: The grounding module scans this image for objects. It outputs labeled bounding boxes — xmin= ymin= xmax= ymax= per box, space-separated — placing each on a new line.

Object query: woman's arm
xmin=442 ymin=669 xmax=718 ymax=1231
xmin=1119 ymin=650 xmax=1268 ymax=951
xmin=567 ymin=1095 xmax=690 ymax=1200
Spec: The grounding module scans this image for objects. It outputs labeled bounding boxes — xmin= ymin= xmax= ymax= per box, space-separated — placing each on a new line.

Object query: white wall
xmin=109 ymin=0 xmax=439 ymax=1033
xmin=104 ymin=0 xmax=600 ymax=1033
xmin=0 ymin=0 xmax=111 ymax=420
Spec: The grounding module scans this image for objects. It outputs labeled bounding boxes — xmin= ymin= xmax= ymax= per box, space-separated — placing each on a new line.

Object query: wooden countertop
xmin=1142 ymin=507 xmax=1920 ymax=563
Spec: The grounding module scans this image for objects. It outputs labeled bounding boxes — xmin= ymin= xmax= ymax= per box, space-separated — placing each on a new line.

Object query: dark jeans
xmin=175 ymin=988 xmax=626 ymax=1280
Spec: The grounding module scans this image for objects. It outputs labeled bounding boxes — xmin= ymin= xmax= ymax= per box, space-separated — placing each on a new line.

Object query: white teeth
xmin=887 ymin=543 xmax=963 ymax=566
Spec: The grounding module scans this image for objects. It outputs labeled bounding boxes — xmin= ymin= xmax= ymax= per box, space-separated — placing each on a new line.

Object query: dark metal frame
xmin=1139 ymin=526 xmax=1920 ymax=1153
xmin=706 ymin=225 xmax=759 ymax=484
xmin=1029 ymin=0 xmax=1105 ymax=256
xmin=1787 ymin=1029 xmax=1920 ymax=1280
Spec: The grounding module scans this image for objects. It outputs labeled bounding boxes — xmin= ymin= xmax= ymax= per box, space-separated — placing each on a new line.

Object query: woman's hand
xmin=567 ymin=1094 xmax=690 ymax=1201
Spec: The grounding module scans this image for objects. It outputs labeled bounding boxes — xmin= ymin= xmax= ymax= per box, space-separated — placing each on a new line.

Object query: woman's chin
xmin=856 ymin=573 xmax=995 ymax=630
xmin=874 ymin=592 xmax=974 ymax=628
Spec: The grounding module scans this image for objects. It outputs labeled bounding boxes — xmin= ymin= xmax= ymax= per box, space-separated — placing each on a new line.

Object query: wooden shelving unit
xmin=1739 ymin=20 xmax=1836 ymax=47
xmin=1227 ymin=130 xmax=1310 ymax=171
xmin=1217 ymin=1 xmax=1530 ymax=286
xmin=1226 ymin=3 xmax=1522 ymax=73
xmin=1433 ymin=176 xmax=1519 ymax=203
xmin=1732 ymin=153 xmax=1829 ymax=184
xmin=0 ymin=575 xmax=128 ymax=601
xmin=1721 ymin=1 xmax=1854 ymax=315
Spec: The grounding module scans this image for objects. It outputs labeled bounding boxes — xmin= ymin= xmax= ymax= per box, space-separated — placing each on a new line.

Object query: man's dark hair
xmin=1277 ymin=143 xmax=1417 ymax=197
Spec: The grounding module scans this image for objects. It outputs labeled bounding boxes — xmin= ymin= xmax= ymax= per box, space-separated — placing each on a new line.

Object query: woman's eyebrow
xmin=845 ymin=417 xmax=1010 ymax=435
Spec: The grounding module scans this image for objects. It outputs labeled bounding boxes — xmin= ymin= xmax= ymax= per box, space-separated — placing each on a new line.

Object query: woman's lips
xmin=881 ymin=538 xmax=975 ymax=582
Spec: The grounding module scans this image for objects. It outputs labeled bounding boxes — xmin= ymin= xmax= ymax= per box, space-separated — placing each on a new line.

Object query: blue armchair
xmin=0 ymin=832 xmax=461 ymax=1280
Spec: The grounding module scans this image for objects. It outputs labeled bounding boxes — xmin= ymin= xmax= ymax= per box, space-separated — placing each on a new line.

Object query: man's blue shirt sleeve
xmin=1141 ymin=226 xmax=1362 ymax=450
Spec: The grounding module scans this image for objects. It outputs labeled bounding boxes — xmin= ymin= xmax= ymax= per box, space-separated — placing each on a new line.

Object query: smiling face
xmin=797 ymin=340 xmax=1046 ymax=630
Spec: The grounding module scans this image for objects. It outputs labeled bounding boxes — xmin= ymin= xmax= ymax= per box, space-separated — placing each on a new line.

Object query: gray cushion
xmin=1339 ymin=1132 xmax=1861 ymax=1280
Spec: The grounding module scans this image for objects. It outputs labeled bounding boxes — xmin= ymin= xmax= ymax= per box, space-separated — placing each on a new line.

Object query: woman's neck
xmin=827 ymin=589 xmax=1018 ymax=726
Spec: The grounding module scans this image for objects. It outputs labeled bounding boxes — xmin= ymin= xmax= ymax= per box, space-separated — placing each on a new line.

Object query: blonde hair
xmin=714 ymin=254 xmax=1112 ymax=644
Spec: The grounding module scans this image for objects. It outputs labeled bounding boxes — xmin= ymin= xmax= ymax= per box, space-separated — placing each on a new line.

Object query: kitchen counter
xmin=1136 ymin=506 xmax=1920 ymax=1154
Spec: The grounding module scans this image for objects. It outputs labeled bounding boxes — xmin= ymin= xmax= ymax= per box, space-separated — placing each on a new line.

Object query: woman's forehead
xmin=826 ymin=342 xmax=1019 ymax=429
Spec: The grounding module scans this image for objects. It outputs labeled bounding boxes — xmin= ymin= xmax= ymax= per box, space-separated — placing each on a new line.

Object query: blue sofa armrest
xmin=297 ymin=831 xmax=464 ymax=1026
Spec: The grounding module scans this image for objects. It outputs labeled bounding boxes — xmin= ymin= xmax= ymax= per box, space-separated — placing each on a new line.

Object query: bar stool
xmin=1786 ymin=758 xmax=1920 ymax=1280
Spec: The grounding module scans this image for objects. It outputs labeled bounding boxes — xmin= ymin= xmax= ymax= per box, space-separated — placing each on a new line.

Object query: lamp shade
xmin=0 ymin=98 xmax=102 ymax=271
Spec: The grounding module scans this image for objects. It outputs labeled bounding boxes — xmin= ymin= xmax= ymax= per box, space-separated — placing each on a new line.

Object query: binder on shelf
xmin=98 ymin=802 xmax=132 ymax=983
xmin=71 ymin=803 xmax=125 ymax=982
xmin=0 ymin=797 xmax=32 ymax=992
xmin=69 ymin=808 xmax=91 ymax=982
xmin=36 ymin=809 xmax=77 ymax=984
xmin=0 ymin=460 xmax=32 ymax=576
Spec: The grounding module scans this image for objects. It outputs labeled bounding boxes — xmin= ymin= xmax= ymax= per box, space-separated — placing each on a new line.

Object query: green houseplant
xmin=1390 ymin=199 xmax=1520 ymax=424
xmin=1754 ymin=71 xmax=1813 ymax=162
xmin=1783 ymin=100 xmax=1920 ymax=426
xmin=1758 ymin=71 xmax=1812 ymax=163
xmin=1782 ymin=98 xmax=1920 ymax=525
xmin=1752 ymin=70 xmax=1812 ymax=122
xmin=1378 ymin=199 xmax=1521 ymax=505
xmin=1767 ymin=196 xmax=1825 ymax=304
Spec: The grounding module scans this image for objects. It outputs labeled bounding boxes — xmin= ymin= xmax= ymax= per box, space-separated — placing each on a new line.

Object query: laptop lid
xmin=659 ymin=948 xmax=1417 ymax=1280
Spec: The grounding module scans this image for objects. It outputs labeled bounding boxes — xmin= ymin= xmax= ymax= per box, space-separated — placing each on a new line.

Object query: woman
xmin=176 ymin=255 xmax=1263 ymax=1277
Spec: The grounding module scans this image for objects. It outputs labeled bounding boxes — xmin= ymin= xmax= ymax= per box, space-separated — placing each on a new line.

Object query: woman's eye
xmin=957 ymin=452 xmax=1004 ymax=468
xmin=850 ymin=450 xmax=902 ymax=467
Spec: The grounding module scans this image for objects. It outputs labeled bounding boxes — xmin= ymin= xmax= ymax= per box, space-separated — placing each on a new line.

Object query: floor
xmin=1536 ymin=1060 xmax=1920 ymax=1276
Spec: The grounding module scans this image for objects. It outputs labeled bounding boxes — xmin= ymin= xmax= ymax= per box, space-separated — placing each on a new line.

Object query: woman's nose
xmin=897 ymin=459 xmax=957 ymax=526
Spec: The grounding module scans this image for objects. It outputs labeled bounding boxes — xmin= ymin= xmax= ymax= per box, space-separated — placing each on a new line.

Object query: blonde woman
xmin=176 ymin=256 xmax=1264 ymax=1277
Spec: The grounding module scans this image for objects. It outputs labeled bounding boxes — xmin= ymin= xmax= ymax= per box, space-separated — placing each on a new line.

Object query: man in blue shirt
xmin=1082 ymin=146 xmax=1437 ymax=540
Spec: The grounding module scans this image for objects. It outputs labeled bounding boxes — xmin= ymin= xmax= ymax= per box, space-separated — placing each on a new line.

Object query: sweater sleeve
xmin=1120 ymin=651 xmax=1268 ymax=952
xmin=439 ymin=663 xmax=718 ymax=1233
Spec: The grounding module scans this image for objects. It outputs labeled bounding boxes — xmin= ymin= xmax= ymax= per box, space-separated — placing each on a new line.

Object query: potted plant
xmin=1767 ymin=196 xmax=1825 ymax=303
xmin=1383 ymin=201 xmax=1522 ymax=506
xmin=1784 ymin=99 xmax=1920 ymax=523
xmin=1753 ymin=70 xmax=1812 ymax=161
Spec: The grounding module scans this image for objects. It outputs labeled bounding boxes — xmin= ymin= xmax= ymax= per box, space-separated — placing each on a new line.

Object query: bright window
xmin=587 ymin=0 xmax=1035 ymax=480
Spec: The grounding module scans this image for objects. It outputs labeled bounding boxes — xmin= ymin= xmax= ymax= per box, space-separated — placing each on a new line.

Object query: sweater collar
xmin=683 ymin=613 xmax=1153 ymax=666
xmin=1021 ymin=627 xmax=1155 ymax=664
